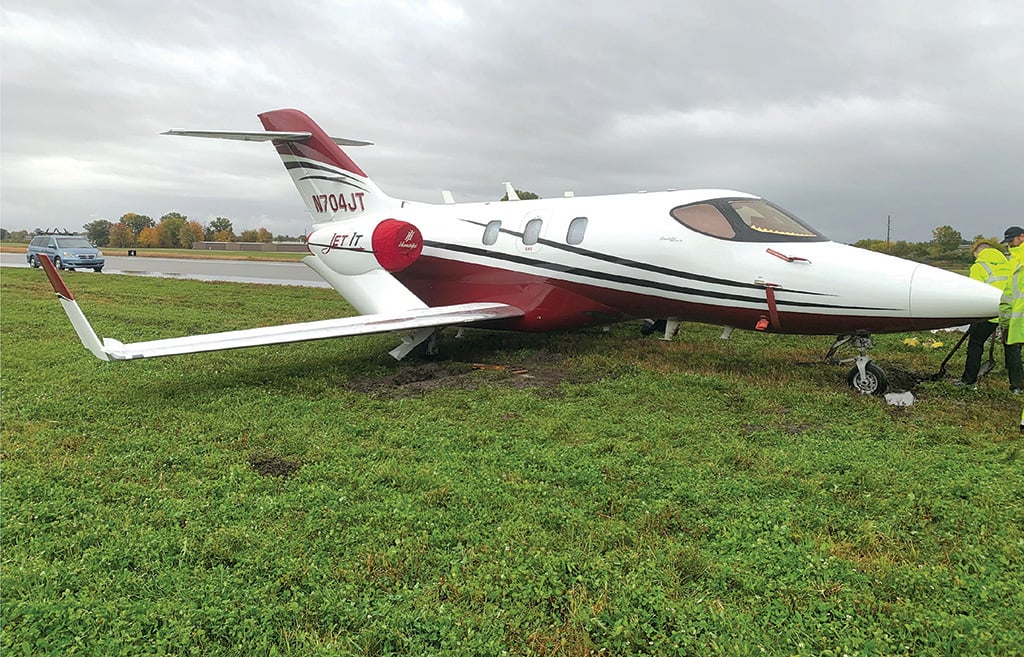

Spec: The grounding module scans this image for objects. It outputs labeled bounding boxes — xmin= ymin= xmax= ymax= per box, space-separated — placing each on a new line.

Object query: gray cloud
xmin=2 ymin=0 xmax=1022 ymax=242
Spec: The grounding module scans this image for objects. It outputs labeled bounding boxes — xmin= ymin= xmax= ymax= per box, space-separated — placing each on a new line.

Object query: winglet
xmin=503 ymin=182 xmax=520 ymax=201
xmin=38 ymin=256 xmax=111 ymax=361
xmin=40 ymin=254 xmax=73 ymax=300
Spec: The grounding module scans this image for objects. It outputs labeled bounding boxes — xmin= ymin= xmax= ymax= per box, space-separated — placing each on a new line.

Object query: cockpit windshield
xmin=670 ymin=198 xmax=826 ymax=242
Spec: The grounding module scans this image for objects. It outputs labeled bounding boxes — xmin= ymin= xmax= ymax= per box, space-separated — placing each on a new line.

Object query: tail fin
xmin=165 ymin=109 xmax=396 ymax=222
xmin=258 ymin=108 xmax=396 ymax=222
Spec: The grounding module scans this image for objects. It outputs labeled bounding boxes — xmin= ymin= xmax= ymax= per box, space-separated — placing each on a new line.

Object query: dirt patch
xmin=881 ymin=364 xmax=930 ymax=393
xmin=248 ymin=454 xmax=301 ymax=478
xmin=346 ymin=362 xmax=473 ymax=395
xmin=345 ymin=353 xmax=597 ymax=397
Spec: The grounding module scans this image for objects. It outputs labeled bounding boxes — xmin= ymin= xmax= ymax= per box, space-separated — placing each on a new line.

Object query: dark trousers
xmin=962 ymin=321 xmax=1024 ymax=388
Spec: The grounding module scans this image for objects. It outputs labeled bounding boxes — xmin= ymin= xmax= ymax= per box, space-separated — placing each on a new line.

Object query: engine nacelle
xmin=307 ymin=218 xmax=423 ymax=276
xmin=304 ymin=217 xmax=427 ymax=315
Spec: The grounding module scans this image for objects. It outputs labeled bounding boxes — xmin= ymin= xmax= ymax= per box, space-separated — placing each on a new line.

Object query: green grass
xmin=2 ymin=268 xmax=1022 ymax=656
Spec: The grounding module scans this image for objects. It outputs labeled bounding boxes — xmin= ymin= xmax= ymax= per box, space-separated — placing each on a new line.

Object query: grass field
xmin=2 ymin=267 xmax=1022 ymax=656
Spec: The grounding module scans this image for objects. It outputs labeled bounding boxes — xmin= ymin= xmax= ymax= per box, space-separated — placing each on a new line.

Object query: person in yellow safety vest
xmin=957 ymin=243 xmax=1020 ymax=388
xmin=1015 ymin=227 xmax=1024 ymax=427
xmin=1005 ymin=226 xmax=1024 ymax=262
xmin=997 ymin=227 xmax=1024 ymax=394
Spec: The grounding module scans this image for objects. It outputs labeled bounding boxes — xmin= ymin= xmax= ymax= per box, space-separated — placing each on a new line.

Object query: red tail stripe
xmin=258 ymin=109 xmax=367 ymax=177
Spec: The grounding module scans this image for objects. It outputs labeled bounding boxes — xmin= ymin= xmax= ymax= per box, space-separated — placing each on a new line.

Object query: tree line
xmin=853 ymin=225 xmax=999 ymax=266
xmin=0 ymin=213 xmax=306 ymax=248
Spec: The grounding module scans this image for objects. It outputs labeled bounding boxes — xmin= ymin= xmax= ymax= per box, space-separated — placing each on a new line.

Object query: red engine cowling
xmin=308 ymin=218 xmax=422 ymax=276
xmin=372 ymin=219 xmax=422 ymax=272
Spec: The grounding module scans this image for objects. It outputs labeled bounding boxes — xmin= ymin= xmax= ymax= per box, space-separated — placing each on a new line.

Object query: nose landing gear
xmin=826 ymin=331 xmax=888 ymax=395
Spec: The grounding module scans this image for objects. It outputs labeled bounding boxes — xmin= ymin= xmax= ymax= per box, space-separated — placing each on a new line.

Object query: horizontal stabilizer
xmin=163 ymin=130 xmax=373 ymax=147
xmin=38 ymin=255 xmax=522 ymax=361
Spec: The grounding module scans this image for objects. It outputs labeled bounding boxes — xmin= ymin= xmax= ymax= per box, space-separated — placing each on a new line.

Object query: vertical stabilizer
xmin=258 ymin=108 xmax=397 ymax=222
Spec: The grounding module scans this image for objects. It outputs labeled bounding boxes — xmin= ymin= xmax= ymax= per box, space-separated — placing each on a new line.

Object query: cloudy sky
xmin=2 ymin=0 xmax=1022 ymax=243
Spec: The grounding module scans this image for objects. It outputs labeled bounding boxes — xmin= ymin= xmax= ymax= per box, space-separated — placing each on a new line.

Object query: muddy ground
xmin=344 ymin=351 xmax=592 ymax=397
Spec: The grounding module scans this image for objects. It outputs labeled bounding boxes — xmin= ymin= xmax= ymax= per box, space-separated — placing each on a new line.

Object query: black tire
xmin=28 ymin=255 xmax=39 ymax=268
xmin=847 ymin=362 xmax=888 ymax=395
xmin=94 ymin=267 xmax=103 ymax=273
xmin=53 ymin=256 xmax=64 ymax=270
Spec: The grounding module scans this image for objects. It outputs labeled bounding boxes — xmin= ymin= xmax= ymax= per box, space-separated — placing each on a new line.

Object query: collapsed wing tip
xmin=37 ymin=256 xmax=112 ymax=361
xmin=38 ymin=255 xmax=74 ymax=300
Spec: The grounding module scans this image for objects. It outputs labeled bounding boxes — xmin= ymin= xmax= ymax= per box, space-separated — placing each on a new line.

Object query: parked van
xmin=27 ymin=233 xmax=105 ymax=272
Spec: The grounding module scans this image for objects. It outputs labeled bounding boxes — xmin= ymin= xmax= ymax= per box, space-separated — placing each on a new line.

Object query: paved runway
xmin=0 ymin=252 xmax=329 ymax=288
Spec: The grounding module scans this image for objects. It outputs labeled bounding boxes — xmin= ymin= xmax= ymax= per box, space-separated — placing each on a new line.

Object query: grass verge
xmin=2 ymin=268 xmax=1022 ymax=655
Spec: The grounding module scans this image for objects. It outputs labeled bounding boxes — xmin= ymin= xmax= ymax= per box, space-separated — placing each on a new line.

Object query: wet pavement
xmin=0 ymin=253 xmax=329 ymax=288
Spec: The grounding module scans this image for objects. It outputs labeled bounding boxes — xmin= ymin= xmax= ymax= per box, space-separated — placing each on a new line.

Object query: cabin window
xmin=566 ymin=216 xmax=588 ymax=245
xmin=482 ymin=220 xmax=501 ymax=245
xmin=522 ymin=218 xmax=543 ymax=245
xmin=670 ymin=204 xmax=736 ymax=239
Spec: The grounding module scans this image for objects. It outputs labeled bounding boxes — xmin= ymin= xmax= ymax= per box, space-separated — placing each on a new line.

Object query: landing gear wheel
xmin=640 ymin=319 xmax=667 ymax=336
xmin=410 ymin=330 xmax=441 ymax=359
xmin=847 ymin=362 xmax=888 ymax=396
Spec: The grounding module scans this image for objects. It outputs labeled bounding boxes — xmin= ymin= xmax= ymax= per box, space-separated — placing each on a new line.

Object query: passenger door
xmin=516 ymin=210 xmax=550 ymax=254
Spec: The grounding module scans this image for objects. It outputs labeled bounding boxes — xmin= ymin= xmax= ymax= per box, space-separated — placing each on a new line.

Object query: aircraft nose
xmin=909 ymin=264 xmax=1002 ymax=321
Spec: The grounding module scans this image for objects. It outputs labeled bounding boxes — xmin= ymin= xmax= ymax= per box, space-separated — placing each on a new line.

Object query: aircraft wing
xmin=38 ymin=256 xmax=523 ymax=362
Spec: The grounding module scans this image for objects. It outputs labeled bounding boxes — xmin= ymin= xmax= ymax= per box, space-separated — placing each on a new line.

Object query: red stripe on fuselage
xmin=397 ymin=255 xmax=623 ymax=331
xmin=395 ymin=254 xmax=985 ymax=334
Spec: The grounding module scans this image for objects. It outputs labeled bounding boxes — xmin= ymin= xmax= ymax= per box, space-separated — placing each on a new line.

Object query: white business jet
xmin=39 ymin=109 xmax=999 ymax=394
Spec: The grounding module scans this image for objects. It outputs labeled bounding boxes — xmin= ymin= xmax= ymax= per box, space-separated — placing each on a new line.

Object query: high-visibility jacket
xmin=1000 ymin=260 xmax=1024 ymax=344
xmin=1009 ymin=243 xmax=1024 ymax=266
xmin=971 ymin=248 xmax=1012 ymax=323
